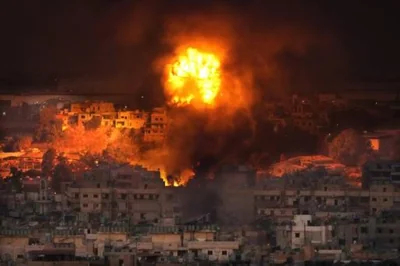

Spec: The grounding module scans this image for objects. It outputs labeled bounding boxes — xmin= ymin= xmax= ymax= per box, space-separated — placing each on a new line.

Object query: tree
xmin=53 ymin=125 xmax=109 ymax=155
xmin=328 ymin=129 xmax=372 ymax=166
xmin=105 ymin=129 xmax=140 ymax=163
xmin=42 ymin=148 xmax=56 ymax=177
xmin=35 ymin=105 xmax=63 ymax=142
xmin=53 ymin=155 xmax=73 ymax=193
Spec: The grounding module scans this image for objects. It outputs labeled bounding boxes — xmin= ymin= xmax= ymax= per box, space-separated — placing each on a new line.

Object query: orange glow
xmin=159 ymin=168 xmax=194 ymax=187
xmin=166 ymin=47 xmax=221 ymax=107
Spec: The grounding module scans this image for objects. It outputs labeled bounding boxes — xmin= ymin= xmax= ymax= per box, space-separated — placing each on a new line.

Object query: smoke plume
xmin=150 ymin=2 xmax=343 ymax=180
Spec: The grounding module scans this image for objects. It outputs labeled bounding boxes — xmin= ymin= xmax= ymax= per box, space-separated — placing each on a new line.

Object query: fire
xmin=159 ymin=168 xmax=195 ymax=187
xmin=166 ymin=47 xmax=221 ymax=107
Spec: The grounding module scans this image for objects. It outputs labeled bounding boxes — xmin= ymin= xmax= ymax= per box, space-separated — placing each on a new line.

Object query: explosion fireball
xmin=166 ymin=47 xmax=221 ymax=107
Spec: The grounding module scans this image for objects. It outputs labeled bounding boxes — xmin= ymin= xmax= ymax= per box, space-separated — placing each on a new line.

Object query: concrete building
xmin=364 ymin=130 xmax=400 ymax=159
xmin=115 ymin=110 xmax=148 ymax=129
xmin=0 ymin=224 xmax=239 ymax=264
xmin=276 ymin=215 xmax=333 ymax=249
xmin=70 ymin=102 xmax=115 ymax=114
xmin=66 ymin=165 xmax=181 ymax=224
xmin=214 ymin=165 xmax=256 ymax=226
xmin=143 ymin=107 xmax=168 ymax=143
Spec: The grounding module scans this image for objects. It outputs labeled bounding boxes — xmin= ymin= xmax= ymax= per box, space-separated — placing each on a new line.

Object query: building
xmin=70 ymin=102 xmax=115 ymax=114
xmin=290 ymin=96 xmax=330 ymax=135
xmin=143 ymin=107 xmax=168 ymax=143
xmin=0 ymin=225 xmax=240 ymax=264
xmin=364 ymin=130 xmax=400 ymax=159
xmin=57 ymin=101 xmax=167 ymax=141
xmin=276 ymin=215 xmax=333 ymax=249
xmin=214 ymin=165 xmax=256 ymax=226
xmin=66 ymin=165 xmax=181 ymax=224
xmin=115 ymin=110 xmax=148 ymax=129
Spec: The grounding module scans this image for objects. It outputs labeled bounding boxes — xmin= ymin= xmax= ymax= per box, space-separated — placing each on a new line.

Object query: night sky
xmin=0 ymin=0 xmax=399 ymax=97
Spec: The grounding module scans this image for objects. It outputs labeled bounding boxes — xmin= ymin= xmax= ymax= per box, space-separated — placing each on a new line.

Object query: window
xmin=324 ymin=186 xmax=328 ymax=191
xmin=372 ymin=198 xmax=377 ymax=202
xmin=94 ymin=204 xmax=99 ymax=209
xmin=83 ymin=204 xmax=88 ymax=208
xmin=97 ymin=183 xmax=100 ymax=188
xmin=377 ymin=228 xmax=382 ymax=234
xmin=41 ymin=180 xmax=46 ymax=190
xmin=144 ymin=184 xmax=148 ymax=189
xmin=383 ymin=187 xmax=387 ymax=192
xmin=75 ymin=193 xmax=79 ymax=199
xmin=295 ymin=233 xmax=300 ymax=238
xmin=383 ymin=198 xmax=388 ymax=202
xmin=222 ymin=251 xmax=227 ymax=255
xmin=389 ymin=229 xmax=394 ymax=234
xmin=83 ymin=194 xmax=88 ymax=198
xmin=208 ymin=251 xmax=213 ymax=255
xmin=140 ymin=213 xmax=145 ymax=219
xmin=93 ymin=194 xmax=98 ymax=198
xmin=361 ymin=227 xmax=368 ymax=234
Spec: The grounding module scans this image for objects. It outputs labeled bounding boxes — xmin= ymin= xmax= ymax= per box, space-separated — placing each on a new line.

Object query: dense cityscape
xmin=2 ymin=88 xmax=400 ymax=265
xmin=1 ymin=1 xmax=400 ymax=266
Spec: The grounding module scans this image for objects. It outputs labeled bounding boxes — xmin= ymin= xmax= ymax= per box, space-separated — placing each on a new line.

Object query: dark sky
xmin=0 ymin=0 xmax=399 ymax=96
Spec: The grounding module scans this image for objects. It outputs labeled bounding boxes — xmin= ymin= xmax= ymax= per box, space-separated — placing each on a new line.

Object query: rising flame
xmin=159 ymin=168 xmax=195 ymax=187
xmin=166 ymin=47 xmax=221 ymax=107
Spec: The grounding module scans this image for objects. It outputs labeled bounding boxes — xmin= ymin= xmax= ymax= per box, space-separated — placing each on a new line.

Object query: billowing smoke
xmin=147 ymin=2 xmax=344 ymax=222
xmin=149 ymin=2 xmax=343 ymax=179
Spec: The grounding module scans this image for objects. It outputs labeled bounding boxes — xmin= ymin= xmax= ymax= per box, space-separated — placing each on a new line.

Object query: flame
xmin=159 ymin=168 xmax=194 ymax=187
xmin=166 ymin=47 xmax=221 ymax=107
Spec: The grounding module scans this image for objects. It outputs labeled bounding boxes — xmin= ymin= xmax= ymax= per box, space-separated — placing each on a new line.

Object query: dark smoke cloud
xmin=153 ymin=1 xmax=343 ymax=175
xmin=2 ymin=1 xmax=400 ymax=96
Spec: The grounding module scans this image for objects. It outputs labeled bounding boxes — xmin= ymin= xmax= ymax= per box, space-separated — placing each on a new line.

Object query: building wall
xmin=0 ymin=236 xmax=29 ymax=261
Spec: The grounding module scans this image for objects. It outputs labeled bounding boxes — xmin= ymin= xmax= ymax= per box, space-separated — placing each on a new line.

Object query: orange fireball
xmin=166 ymin=47 xmax=221 ymax=107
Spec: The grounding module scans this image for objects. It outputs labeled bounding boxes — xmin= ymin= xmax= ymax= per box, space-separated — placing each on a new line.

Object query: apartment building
xmin=0 ymin=224 xmax=240 ymax=264
xmin=362 ymin=159 xmax=400 ymax=188
xmin=114 ymin=110 xmax=148 ymax=129
xmin=143 ymin=107 xmax=168 ymax=142
xmin=254 ymin=183 xmax=400 ymax=221
xmin=276 ymin=215 xmax=333 ymax=249
xmin=66 ymin=165 xmax=182 ymax=224
xmin=70 ymin=102 xmax=115 ymax=114
xmin=58 ymin=102 xmax=168 ymax=140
